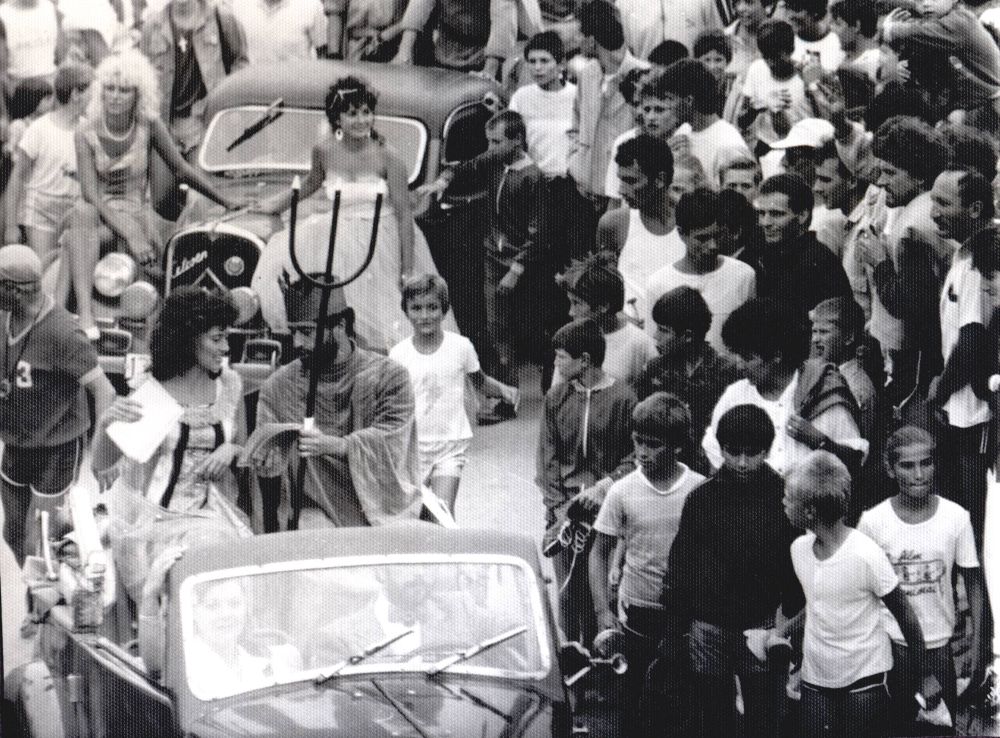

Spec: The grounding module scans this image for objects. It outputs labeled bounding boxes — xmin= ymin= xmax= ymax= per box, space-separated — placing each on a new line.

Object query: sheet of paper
xmin=106 ymin=378 xmax=184 ymax=463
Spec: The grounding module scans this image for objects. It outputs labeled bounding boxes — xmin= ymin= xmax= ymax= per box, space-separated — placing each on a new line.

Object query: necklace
xmin=0 ymin=296 xmax=50 ymax=400
xmin=101 ymin=114 xmax=135 ymax=143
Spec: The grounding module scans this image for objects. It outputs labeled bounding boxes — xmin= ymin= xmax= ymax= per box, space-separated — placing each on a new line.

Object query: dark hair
xmin=487 ymin=109 xmax=527 ymax=146
xmin=812 ymin=139 xmax=852 ymax=179
xmin=873 ymin=116 xmax=952 ymax=187
xmin=9 ymin=77 xmax=53 ymax=120
xmin=756 ymin=19 xmax=795 ymax=59
xmin=524 ymin=30 xmax=565 ymax=63
xmin=648 ymin=39 xmax=689 ymax=67
xmin=567 ymin=259 xmax=625 ymax=314
xmin=552 ymin=318 xmax=606 ymax=367
xmin=676 ymin=188 xmax=721 ymax=234
xmin=966 ymin=224 xmax=1000 ymax=279
xmin=830 ymin=0 xmax=878 ymax=37
xmin=615 ymin=133 xmax=675 ymax=186
xmin=578 ymin=0 xmax=624 ymax=51
xmin=632 ymin=392 xmax=692 ymax=450
xmin=722 ymin=298 xmax=811 ymax=365
xmin=693 ymin=29 xmax=733 ymax=63
xmin=759 ymin=172 xmax=815 ymax=215
xmin=942 ymin=123 xmax=999 ymax=181
xmin=953 ymin=169 xmax=997 ymax=222
xmin=651 ymin=286 xmax=712 ymax=342
xmin=656 ymin=58 xmax=720 ymax=114
xmin=863 ymin=82 xmax=932 ymax=131
xmin=883 ymin=424 xmax=935 ymax=471
xmin=400 ymin=273 xmax=450 ymax=315
xmin=150 ymin=287 xmax=238 ymax=380
xmin=325 ymin=76 xmax=378 ymax=129
xmin=717 ymin=404 xmax=776 ymax=454
xmin=784 ymin=0 xmax=828 ymax=18
xmin=54 ymin=63 xmax=94 ymax=105
xmin=619 ymin=67 xmax=651 ymax=105
xmin=717 ymin=188 xmax=761 ymax=239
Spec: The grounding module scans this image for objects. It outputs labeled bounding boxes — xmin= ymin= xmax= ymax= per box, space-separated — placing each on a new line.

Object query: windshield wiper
xmin=226 ymin=98 xmax=285 ymax=152
xmin=427 ymin=626 xmax=527 ymax=676
xmin=314 ymin=628 xmax=415 ymax=686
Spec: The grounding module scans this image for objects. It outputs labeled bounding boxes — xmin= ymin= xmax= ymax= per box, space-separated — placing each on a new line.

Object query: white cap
xmin=770 ymin=118 xmax=836 ymax=150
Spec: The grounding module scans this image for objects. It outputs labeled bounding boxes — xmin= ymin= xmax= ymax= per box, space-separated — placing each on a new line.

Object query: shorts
xmin=418 ymin=439 xmax=470 ymax=482
xmin=0 ymin=437 xmax=83 ymax=496
xmin=21 ymin=190 xmax=75 ymax=233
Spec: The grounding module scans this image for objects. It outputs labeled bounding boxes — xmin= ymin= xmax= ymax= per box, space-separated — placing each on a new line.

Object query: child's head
xmin=676 ymin=189 xmax=722 ymax=270
xmin=400 ymin=273 xmax=450 ymax=328
xmin=669 ymin=154 xmax=708 ymax=208
xmin=717 ymin=404 xmax=775 ymax=478
xmin=693 ymin=30 xmax=733 ymax=81
xmin=631 ymin=392 xmax=692 ymax=476
xmin=552 ymin=318 xmax=606 ymax=380
xmin=53 ymin=62 xmax=95 ymax=107
xmin=829 ymin=0 xmax=878 ymax=50
xmin=717 ymin=188 xmax=761 ymax=255
xmin=9 ymin=77 xmax=53 ymax=120
xmin=883 ymin=425 xmax=936 ymax=502
xmin=756 ymin=19 xmax=795 ymax=70
xmin=563 ymin=256 xmax=625 ymax=321
xmin=784 ymin=450 xmax=851 ymax=529
xmin=783 ymin=0 xmax=829 ymax=38
xmin=486 ymin=110 xmax=527 ymax=153
xmin=808 ymin=296 xmax=863 ymax=365
xmin=722 ymin=298 xmax=810 ymax=384
xmin=917 ymin=0 xmax=958 ymax=19
xmin=720 ymin=156 xmax=763 ymax=201
xmin=523 ymin=31 xmax=565 ymax=88
xmin=733 ymin=0 xmax=773 ymax=31
xmin=578 ymin=0 xmax=625 ymax=53
xmin=660 ymin=57 xmax=722 ymax=116
xmin=651 ymin=286 xmax=712 ymax=357
xmin=636 ymin=68 xmax=687 ymax=139
xmin=647 ymin=40 xmax=690 ymax=68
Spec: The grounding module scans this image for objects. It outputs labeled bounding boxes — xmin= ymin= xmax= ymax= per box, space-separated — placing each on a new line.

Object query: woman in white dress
xmin=252 ymin=76 xmax=456 ymax=351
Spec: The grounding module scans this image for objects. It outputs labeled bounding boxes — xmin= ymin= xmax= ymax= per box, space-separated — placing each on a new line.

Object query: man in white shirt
xmin=782 ymin=0 xmax=845 ymax=72
xmin=229 ymin=0 xmax=328 ymax=63
xmin=615 ymin=0 xmax=724 ymax=60
xmin=0 ymin=0 xmax=60 ymax=81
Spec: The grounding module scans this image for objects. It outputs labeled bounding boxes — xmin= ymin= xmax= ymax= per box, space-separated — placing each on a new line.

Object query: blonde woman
xmin=62 ymin=50 xmax=241 ymax=338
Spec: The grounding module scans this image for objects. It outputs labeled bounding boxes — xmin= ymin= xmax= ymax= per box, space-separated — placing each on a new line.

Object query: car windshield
xmin=199 ymin=106 xmax=427 ymax=183
xmin=178 ymin=554 xmax=551 ymax=701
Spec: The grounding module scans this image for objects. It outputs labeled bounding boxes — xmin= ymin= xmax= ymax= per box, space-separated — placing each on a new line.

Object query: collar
xmin=570 ymin=373 xmax=615 ymax=393
xmin=638 ymin=463 xmax=692 ymax=496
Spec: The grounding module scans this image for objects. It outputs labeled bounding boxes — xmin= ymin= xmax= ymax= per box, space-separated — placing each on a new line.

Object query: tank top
xmin=82 ymin=115 xmax=152 ymax=211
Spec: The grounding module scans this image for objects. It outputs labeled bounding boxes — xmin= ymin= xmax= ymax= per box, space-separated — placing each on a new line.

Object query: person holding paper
xmin=0 ymin=245 xmax=115 ymax=571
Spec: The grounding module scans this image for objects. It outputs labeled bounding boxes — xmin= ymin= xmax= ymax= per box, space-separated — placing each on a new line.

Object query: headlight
xmin=228 ymin=286 xmax=260 ymax=326
xmin=119 ymin=281 xmax=159 ymax=320
xmin=94 ymin=253 xmax=137 ymax=298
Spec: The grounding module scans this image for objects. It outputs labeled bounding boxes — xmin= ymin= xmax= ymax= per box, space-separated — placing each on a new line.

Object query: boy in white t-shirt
xmin=858 ymin=425 xmax=986 ymax=734
xmin=779 ymin=450 xmax=943 ymax=738
xmin=389 ymin=275 xmax=514 ymax=514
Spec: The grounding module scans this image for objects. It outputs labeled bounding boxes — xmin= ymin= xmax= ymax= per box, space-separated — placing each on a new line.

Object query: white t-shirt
xmin=508 ymin=82 xmax=577 ymax=178
xmin=17 ymin=113 xmax=79 ymax=200
xmin=741 ymin=59 xmax=812 ymax=145
xmin=859 ymin=497 xmax=979 ymax=648
xmin=644 ymin=256 xmax=756 ymax=354
xmin=793 ymin=31 xmax=846 ymax=73
xmin=940 ymin=248 xmax=993 ymax=428
xmin=673 ymin=119 xmax=751 ymax=187
xmin=388 ymin=331 xmax=480 ymax=442
xmin=230 ymin=0 xmax=328 ymax=64
xmin=791 ymin=528 xmax=899 ymax=688
xmin=0 ymin=0 xmax=59 ymax=79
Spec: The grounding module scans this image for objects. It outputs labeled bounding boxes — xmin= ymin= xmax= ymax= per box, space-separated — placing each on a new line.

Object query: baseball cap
xmin=769 ymin=118 xmax=835 ymax=150
xmin=0 ymin=245 xmax=42 ymax=283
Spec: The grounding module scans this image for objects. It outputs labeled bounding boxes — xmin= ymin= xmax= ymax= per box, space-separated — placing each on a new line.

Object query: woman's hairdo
xmin=325 ymin=76 xmax=378 ymax=127
xmin=150 ymin=287 xmax=238 ymax=380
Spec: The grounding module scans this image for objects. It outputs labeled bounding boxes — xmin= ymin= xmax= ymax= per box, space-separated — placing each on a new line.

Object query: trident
xmin=285 ymin=175 xmax=383 ymax=530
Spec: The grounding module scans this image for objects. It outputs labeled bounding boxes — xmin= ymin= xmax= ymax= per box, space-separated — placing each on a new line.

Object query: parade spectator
xmin=0 ymin=245 xmax=114 ymax=570
xmin=929 ymin=173 xmax=997 ymax=551
xmin=718 ymin=186 xmax=766 ymax=261
xmin=635 ymin=286 xmax=743 ymax=473
xmin=3 ymin=63 xmax=92 ymax=299
xmin=647 ymin=39 xmax=690 ymax=68
xmin=858 ymin=425 xmax=987 ymax=735
xmin=389 ymin=274 xmax=515 ymax=514
xmin=721 ymin=0 xmax=769 ymax=126
xmin=783 ymin=450 xmax=942 ymax=738
xmin=784 ymin=0 xmax=845 ymax=73
xmin=320 ymin=0 xmax=408 ymax=61
xmin=644 ymin=188 xmax=757 ymax=355
xmin=0 ymin=0 xmax=61 ymax=83
xmin=589 ymin=392 xmax=706 ymax=733
xmin=390 ymin=0 xmax=516 ymax=79
xmin=63 ymin=50 xmax=241 ymax=339
xmin=748 ymin=173 xmax=852 ymax=316
xmin=719 ymin=155 xmax=761 ymax=201
xmin=693 ymin=29 xmax=733 ymax=84
xmin=536 ymin=318 xmax=636 ymax=643
xmin=55 ymin=0 xmax=121 ymax=67
xmin=704 ymin=298 xmax=866 ymax=476
xmin=829 ymin=0 xmax=881 ymax=82
xmin=666 ymin=404 xmax=802 ymax=738
xmin=597 ymin=134 xmax=682 ymax=324
xmin=254 ymin=279 xmax=423 ymax=530
xmin=615 ymin=0 xmax=724 ymax=60
xmin=810 ymin=137 xmax=863 ymax=258
xmin=555 ymin=254 xmax=657 ymax=387
xmin=418 ymin=110 xmax=547 ymax=394
xmin=141 ymin=0 xmax=249 ymax=157
xmin=229 ymin=0 xmax=329 ymax=64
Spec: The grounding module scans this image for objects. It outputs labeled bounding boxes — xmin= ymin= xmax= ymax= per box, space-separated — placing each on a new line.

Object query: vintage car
xmin=94 ymin=59 xmax=499 ymax=375
xmin=6 ymin=524 xmax=590 ymax=738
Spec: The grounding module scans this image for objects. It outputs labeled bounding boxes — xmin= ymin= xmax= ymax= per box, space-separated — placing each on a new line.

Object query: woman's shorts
xmin=22 ymin=191 xmax=76 ymax=233
xmin=418 ymin=438 xmax=470 ymax=481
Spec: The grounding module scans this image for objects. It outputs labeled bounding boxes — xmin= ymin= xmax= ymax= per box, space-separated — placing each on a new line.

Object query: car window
xmin=199 ymin=107 xmax=428 ymax=184
xmin=179 ymin=555 xmax=551 ymax=700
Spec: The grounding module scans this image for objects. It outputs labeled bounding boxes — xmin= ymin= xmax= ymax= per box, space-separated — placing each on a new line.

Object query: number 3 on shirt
xmin=15 ymin=360 xmax=32 ymax=389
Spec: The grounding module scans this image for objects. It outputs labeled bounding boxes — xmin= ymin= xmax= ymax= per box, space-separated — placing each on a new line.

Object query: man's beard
xmin=296 ymin=339 xmax=340 ymax=374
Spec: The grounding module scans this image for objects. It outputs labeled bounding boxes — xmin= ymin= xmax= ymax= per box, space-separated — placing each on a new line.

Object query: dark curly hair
xmin=325 ymin=76 xmax=379 ymax=130
xmin=150 ymin=287 xmax=238 ymax=380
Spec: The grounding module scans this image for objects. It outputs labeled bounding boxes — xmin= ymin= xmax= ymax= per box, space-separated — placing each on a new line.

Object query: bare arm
xmin=257 ymin=143 xmax=326 ymax=214
xmin=148 ymin=118 xmax=237 ymax=209
xmin=385 ymin=151 xmax=414 ymax=278
xmin=3 ymin=147 xmax=28 ymax=242
xmin=961 ymin=566 xmax=989 ymax=687
xmin=883 ymin=586 xmax=943 ymax=706
xmin=588 ymin=531 xmax=618 ymax=633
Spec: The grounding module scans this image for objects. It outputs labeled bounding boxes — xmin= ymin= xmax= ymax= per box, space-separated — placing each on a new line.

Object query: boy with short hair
xmin=536 ymin=318 xmax=637 ymax=644
xmin=389 ymin=274 xmax=516 ymax=514
xmin=589 ymin=391 xmax=706 ymax=733
xmin=781 ymin=450 xmax=943 ymax=738
xmin=858 ymin=425 xmax=986 ymax=734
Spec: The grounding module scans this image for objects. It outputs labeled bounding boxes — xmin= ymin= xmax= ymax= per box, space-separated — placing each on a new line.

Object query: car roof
xmin=204 ymin=60 xmax=499 ymax=134
xmin=172 ymin=523 xmax=543 ymax=581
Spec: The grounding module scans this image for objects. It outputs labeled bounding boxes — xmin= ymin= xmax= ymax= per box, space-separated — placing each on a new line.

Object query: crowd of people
xmin=2 ymin=0 xmax=1000 ymax=736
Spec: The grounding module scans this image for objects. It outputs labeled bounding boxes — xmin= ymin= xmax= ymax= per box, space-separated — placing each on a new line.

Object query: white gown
xmin=253 ymin=175 xmax=457 ymax=352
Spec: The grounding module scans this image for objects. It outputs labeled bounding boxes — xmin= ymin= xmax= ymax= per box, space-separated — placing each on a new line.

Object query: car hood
xmin=183 ymin=675 xmax=567 ymax=738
